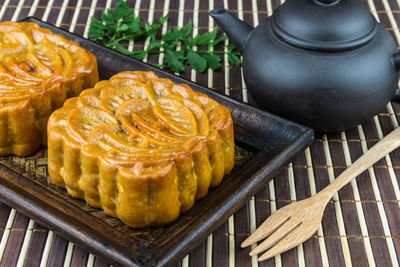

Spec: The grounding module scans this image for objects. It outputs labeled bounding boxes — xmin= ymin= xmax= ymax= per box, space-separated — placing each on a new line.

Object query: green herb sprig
xmin=88 ymin=0 xmax=241 ymax=73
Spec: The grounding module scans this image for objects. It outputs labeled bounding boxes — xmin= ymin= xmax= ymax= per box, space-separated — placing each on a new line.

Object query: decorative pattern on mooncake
xmin=0 ymin=22 xmax=98 ymax=156
xmin=48 ymin=71 xmax=235 ymax=228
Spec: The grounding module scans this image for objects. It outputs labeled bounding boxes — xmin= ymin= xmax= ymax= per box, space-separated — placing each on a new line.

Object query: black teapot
xmin=210 ymin=0 xmax=400 ymax=133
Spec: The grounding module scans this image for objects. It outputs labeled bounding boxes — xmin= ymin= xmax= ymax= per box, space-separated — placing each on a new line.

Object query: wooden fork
xmin=241 ymin=126 xmax=400 ymax=261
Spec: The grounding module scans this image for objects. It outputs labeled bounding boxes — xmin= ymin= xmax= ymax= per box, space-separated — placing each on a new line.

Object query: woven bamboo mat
xmin=0 ymin=0 xmax=399 ymax=266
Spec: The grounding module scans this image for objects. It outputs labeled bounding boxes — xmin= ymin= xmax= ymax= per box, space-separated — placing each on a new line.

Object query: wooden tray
xmin=0 ymin=17 xmax=314 ymax=267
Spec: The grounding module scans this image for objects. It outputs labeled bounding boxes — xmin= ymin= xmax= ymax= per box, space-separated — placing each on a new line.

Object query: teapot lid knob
xmin=271 ymin=0 xmax=377 ymax=51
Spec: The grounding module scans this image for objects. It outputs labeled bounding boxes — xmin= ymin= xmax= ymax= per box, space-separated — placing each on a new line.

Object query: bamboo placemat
xmin=0 ymin=0 xmax=399 ymax=266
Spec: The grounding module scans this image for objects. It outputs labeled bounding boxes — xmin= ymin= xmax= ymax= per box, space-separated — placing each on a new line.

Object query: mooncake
xmin=48 ymin=71 xmax=235 ymax=228
xmin=0 ymin=22 xmax=98 ymax=156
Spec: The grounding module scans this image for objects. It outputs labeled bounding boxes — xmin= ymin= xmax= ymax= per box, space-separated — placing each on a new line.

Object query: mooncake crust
xmin=0 ymin=22 xmax=98 ymax=156
xmin=48 ymin=71 xmax=235 ymax=228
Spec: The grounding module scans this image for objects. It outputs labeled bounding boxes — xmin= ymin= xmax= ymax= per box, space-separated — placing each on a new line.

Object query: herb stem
xmin=144 ymin=49 xmax=239 ymax=56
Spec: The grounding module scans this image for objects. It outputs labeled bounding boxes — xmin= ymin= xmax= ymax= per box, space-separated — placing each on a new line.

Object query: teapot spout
xmin=209 ymin=8 xmax=253 ymax=54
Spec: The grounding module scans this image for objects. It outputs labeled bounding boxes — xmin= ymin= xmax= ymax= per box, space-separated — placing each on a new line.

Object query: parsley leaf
xmin=227 ymin=43 xmax=236 ymax=52
xmin=114 ymin=0 xmax=131 ymax=21
xmin=179 ymin=20 xmax=192 ymax=38
xmin=165 ymin=49 xmax=185 ymax=73
xmin=187 ymin=51 xmax=207 ymax=72
xmin=204 ymin=53 xmax=221 ymax=70
xmin=192 ymin=28 xmax=217 ymax=46
xmin=148 ymin=40 xmax=162 ymax=50
xmin=212 ymin=35 xmax=228 ymax=46
xmin=228 ymin=53 xmax=241 ymax=66
xmin=145 ymin=14 xmax=168 ymax=40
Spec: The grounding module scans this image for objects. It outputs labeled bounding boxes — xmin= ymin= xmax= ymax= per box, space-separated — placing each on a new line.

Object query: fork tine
xmin=249 ymin=219 xmax=302 ymax=256
xmin=258 ymin=225 xmax=317 ymax=261
xmin=241 ymin=212 xmax=290 ymax=248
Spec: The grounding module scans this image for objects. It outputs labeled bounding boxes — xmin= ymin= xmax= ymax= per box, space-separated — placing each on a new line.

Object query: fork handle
xmin=319 ymin=127 xmax=400 ymax=201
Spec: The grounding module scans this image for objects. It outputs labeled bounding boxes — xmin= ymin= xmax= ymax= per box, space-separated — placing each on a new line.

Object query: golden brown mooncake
xmin=48 ymin=71 xmax=235 ymax=228
xmin=0 ymin=22 xmax=98 ymax=156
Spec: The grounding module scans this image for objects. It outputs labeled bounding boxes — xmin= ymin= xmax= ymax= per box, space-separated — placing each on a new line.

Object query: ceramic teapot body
xmin=210 ymin=0 xmax=400 ymax=133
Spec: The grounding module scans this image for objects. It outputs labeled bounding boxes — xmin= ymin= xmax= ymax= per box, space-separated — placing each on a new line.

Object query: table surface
xmin=0 ymin=0 xmax=400 ymax=266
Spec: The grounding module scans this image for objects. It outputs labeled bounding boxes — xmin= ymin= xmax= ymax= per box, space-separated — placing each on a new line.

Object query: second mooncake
xmin=0 ymin=22 xmax=98 ymax=156
xmin=48 ymin=71 xmax=235 ymax=228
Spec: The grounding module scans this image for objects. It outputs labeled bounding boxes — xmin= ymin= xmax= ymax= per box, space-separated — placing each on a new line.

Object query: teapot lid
xmin=271 ymin=0 xmax=377 ymax=51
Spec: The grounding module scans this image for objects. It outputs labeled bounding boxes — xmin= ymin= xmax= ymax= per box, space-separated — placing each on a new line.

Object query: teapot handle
xmin=392 ymin=52 xmax=400 ymax=104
